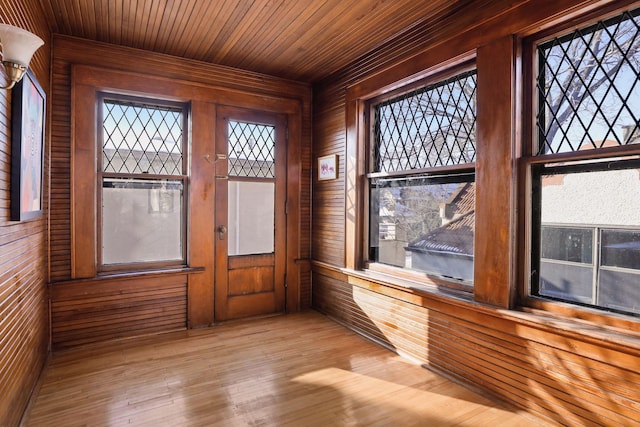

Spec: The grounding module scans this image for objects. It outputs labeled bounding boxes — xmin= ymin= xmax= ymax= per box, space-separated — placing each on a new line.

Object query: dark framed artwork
xmin=11 ymin=68 xmax=45 ymax=221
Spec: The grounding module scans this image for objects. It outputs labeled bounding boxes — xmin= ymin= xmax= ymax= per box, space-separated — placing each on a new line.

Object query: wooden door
xmin=214 ymin=106 xmax=287 ymax=321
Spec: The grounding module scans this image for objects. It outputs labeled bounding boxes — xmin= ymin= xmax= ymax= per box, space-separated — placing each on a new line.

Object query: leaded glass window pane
xmin=228 ymin=121 xmax=275 ymax=178
xmin=373 ymin=70 xmax=477 ymax=173
xmin=536 ymin=7 xmax=640 ymax=155
xmin=102 ymin=100 xmax=183 ymax=175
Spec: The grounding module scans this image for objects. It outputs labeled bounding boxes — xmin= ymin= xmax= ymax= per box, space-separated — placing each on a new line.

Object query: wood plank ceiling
xmin=38 ymin=0 xmax=471 ymax=83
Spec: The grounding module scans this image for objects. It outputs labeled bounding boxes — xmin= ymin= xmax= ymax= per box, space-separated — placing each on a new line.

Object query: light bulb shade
xmin=0 ymin=24 xmax=44 ymax=67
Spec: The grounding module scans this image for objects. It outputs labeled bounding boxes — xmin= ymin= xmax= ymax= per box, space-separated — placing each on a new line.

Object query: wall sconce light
xmin=0 ymin=23 xmax=44 ymax=90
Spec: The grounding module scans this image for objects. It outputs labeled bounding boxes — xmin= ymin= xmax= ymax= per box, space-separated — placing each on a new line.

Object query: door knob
xmin=218 ymin=225 xmax=227 ymax=240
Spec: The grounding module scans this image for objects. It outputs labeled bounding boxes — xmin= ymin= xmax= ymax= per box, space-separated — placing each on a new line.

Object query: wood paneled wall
xmin=50 ymin=35 xmax=312 ymax=283
xmin=48 ymin=36 xmax=312 ymax=347
xmin=0 ymin=1 xmax=51 ymax=425
xmin=313 ymin=265 xmax=640 ymax=426
xmin=311 ymin=0 xmax=640 ymax=425
xmin=312 ymin=82 xmax=347 ymax=267
xmin=50 ymin=36 xmax=311 ymax=349
xmin=51 ymin=273 xmax=188 ymax=349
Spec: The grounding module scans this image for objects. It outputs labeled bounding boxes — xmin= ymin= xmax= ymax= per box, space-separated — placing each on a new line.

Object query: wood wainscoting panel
xmin=312 ymin=266 xmax=640 ymax=426
xmin=50 ymin=273 xmax=188 ymax=350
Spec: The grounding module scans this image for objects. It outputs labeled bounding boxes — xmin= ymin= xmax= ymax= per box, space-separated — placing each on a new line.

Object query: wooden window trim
xmin=518 ymin=2 xmax=640 ymax=327
xmin=71 ymin=68 xmax=193 ymax=279
xmin=347 ymin=36 xmax=520 ymax=309
xmin=521 ymin=296 xmax=640 ymax=333
xmin=363 ymin=262 xmax=474 ymax=293
xmin=345 ymin=53 xmax=482 ymax=295
xmin=367 ymin=91 xmax=477 ymax=287
xmin=51 ymin=266 xmax=205 ymax=286
xmin=96 ymin=94 xmax=189 ymax=272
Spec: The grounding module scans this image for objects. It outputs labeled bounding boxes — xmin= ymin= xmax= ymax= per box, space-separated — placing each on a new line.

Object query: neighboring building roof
xmin=445 ymin=182 xmax=475 ymax=218
xmin=406 ymin=182 xmax=475 ymax=256
xmin=406 ymin=209 xmax=475 ymax=256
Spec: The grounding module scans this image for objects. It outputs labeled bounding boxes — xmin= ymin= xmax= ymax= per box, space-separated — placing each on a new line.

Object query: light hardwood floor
xmin=22 ymin=311 xmax=549 ymax=426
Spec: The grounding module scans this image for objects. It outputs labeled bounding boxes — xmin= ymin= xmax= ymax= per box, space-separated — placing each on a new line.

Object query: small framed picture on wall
xmin=318 ymin=154 xmax=338 ymax=180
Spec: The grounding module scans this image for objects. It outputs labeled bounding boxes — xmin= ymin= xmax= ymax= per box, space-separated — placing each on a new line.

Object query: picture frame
xmin=318 ymin=154 xmax=338 ymax=180
xmin=11 ymin=68 xmax=46 ymax=221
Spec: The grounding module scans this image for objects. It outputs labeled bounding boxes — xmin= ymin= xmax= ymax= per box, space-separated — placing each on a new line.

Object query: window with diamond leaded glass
xmin=529 ymin=6 xmax=640 ymax=316
xmin=99 ymin=95 xmax=187 ymax=268
xmin=367 ymin=68 xmax=477 ymax=286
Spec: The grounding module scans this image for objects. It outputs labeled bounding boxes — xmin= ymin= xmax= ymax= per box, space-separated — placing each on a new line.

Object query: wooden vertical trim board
xmin=188 ymin=101 xmax=216 ymax=327
xmin=274 ymin=113 xmax=289 ymax=313
xmin=474 ymin=35 xmax=517 ymax=308
xmin=344 ymin=97 xmax=361 ymax=270
xmin=213 ymin=106 xmax=229 ymax=321
xmin=70 ymin=77 xmax=97 ymax=279
xmin=286 ymin=107 xmax=303 ymax=311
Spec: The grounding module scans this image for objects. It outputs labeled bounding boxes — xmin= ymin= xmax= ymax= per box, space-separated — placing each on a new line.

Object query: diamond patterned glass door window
xmin=228 ymin=120 xmax=275 ymax=178
xmin=226 ymin=120 xmax=277 ymax=256
xmin=373 ymin=70 xmax=476 ymax=173
xmin=536 ymin=7 xmax=640 ymax=155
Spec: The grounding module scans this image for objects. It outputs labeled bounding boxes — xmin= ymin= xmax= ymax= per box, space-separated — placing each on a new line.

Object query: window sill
xmin=51 ymin=266 xmax=205 ymax=286
xmin=364 ymin=262 xmax=473 ymax=292
xmin=312 ymin=261 xmax=475 ymax=308
xmin=98 ymin=266 xmax=205 ymax=279
xmin=521 ymin=295 xmax=640 ymax=340
xmin=343 ymin=266 xmax=474 ymax=303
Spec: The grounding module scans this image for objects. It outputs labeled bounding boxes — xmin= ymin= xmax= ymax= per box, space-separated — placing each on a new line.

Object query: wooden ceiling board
xmin=164 ymin=1 xmax=203 ymax=53
xmin=237 ymin=1 xmax=316 ymax=68
xmin=237 ymin=1 xmax=334 ymax=69
xmin=38 ymin=0 xmax=472 ymax=82
xmin=210 ymin=0 xmax=270 ymax=63
xmin=276 ymin=0 xmax=440 ymax=77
